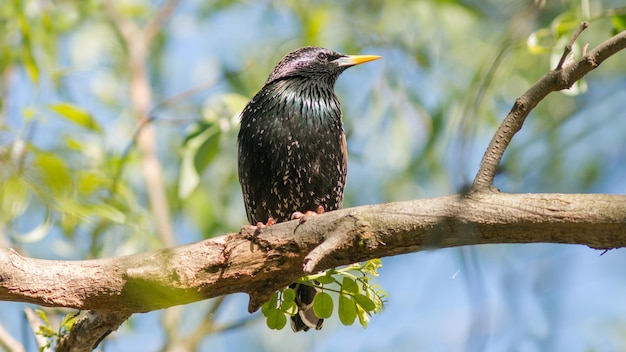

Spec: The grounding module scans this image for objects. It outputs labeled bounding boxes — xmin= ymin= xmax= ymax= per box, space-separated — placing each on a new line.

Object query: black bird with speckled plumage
xmin=237 ymin=46 xmax=380 ymax=332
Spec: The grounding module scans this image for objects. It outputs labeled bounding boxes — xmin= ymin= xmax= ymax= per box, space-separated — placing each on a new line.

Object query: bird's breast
xmin=238 ymin=79 xmax=347 ymax=222
xmin=247 ymin=81 xmax=343 ymax=143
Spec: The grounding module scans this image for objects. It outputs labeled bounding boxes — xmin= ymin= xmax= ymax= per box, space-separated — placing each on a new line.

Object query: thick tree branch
xmin=1 ymin=193 xmax=625 ymax=316
xmin=472 ymin=27 xmax=626 ymax=191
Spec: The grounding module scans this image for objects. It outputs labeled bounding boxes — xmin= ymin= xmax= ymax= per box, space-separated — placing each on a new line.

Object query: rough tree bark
xmin=0 ymin=23 xmax=624 ymax=352
xmin=1 ymin=193 xmax=625 ymax=311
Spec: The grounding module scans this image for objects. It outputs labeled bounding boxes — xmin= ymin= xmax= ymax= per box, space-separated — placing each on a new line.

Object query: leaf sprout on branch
xmin=261 ymin=259 xmax=387 ymax=330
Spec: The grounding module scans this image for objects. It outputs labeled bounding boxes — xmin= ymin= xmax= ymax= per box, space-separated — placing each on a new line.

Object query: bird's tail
xmin=289 ymin=282 xmax=324 ymax=332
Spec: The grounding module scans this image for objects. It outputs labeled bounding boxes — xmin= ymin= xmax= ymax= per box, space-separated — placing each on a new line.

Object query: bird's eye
xmin=317 ymin=52 xmax=328 ymax=61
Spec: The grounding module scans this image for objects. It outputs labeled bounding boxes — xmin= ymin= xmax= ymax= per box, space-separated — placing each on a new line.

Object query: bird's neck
xmin=266 ymin=78 xmax=341 ymax=122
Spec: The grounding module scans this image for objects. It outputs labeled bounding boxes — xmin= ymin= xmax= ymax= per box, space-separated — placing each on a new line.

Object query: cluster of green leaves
xmin=178 ymin=93 xmax=247 ymax=200
xmin=34 ymin=310 xmax=76 ymax=352
xmin=261 ymin=259 xmax=386 ymax=330
xmin=0 ymin=1 xmax=144 ymax=255
xmin=0 ymin=0 xmax=95 ymax=85
xmin=0 ymin=101 xmax=134 ymax=252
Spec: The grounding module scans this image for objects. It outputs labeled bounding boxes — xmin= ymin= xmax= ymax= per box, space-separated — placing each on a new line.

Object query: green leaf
xmin=612 ymin=15 xmax=626 ymax=34
xmin=341 ymin=277 xmax=359 ymax=294
xmin=178 ymin=122 xmax=221 ymax=199
xmin=17 ymin=13 xmax=39 ymax=83
xmin=356 ymin=304 xmax=371 ymax=328
xmin=35 ymin=309 xmax=50 ymax=325
xmin=526 ymin=28 xmax=552 ymax=55
xmin=56 ymin=197 xmax=127 ymax=224
xmin=85 ymin=204 xmax=127 ymax=223
xmin=37 ymin=325 xmax=56 ymax=338
xmin=338 ymin=294 xmax=357 ymax=325
xmin=0 ymin=176 xmax=29 ymax=220
xmin=22 ymin=47 xmax=39 ymax=83
xmin=315 ymin=274 xmax=337 ymax=285
xmin=49 ymin=103 xmax=102 ymax=133
xmin=60 ymin=313 xmax=77 ymax=329
xmin=551 ymin=12 xmax=580 ymax=39
xmin=265 ymin=308 xmax=287 ymax=330
xmin=193 ymin=125 xmax=221 ymax=174
xmin=369 ymin=288 xmax=386 ymax=313
xmin=261 ymin=292 xmax=279 ymax=315
xmin=362 ymin=259 xmax=382 ymax=276
xmin=34 ymin=153 xmax=71 ymax=193
xmin=77 ymin=171 xmax=109 ymax=195
xmin=354 ymin=293 xmax=376 ymax=312
xmin=59 ymin=313 xmax=77 ymax=334
xmin=262 ymin=291 xmax=289 ymax=329
xmin=312 ymin=292 xmax=333 ymax=319
xmin=261 ymin=301 xmax=271 ymax=315
xmin=280 ymin=301 xmax=297 ymax=315
xmin=178 ymin=150 xmax=200 ymax=200
xmin=282 ymin=288 xmax=296 ymax=302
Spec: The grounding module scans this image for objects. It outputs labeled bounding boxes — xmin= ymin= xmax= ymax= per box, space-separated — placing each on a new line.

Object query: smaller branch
xmin=471 ymin=26 xmax=626 ymax=191
xmin=188 ymin=302 xmax=260 ymax=346
xmin=303 ymin=232 xmax=351 ymax=274
xmin=555 ymin=22 xmax=589 ymax=70
xmin=161 ymin=306 xmax=183 ymax=349
xmin=56 ymin=311 xmax=131 ymax=352
xmin=103 ymin=0 xmax=178 ymax=248
xmin=110 ymin=77 xmax=220 ymax=196
xmin=210 ymin=315 xmax=260 ymax=334
xmin=152 ymin=78 xmax=220 ymax=113
xmin=108 ymin=0 xmax=176 ymax=247
xmin=302 ymin=216 xmax=364 ymax=274
xmin=103 ymin=2 xmax=137 ymax=46
xmin=109 ymin=115 xmax=156 ymax=197
xmin=144 ymin=0 xmax=181 ymax=44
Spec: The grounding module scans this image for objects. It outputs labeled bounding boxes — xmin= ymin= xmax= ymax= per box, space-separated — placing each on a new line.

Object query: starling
xmin=237 ymin=46 xmax=380 ymax=331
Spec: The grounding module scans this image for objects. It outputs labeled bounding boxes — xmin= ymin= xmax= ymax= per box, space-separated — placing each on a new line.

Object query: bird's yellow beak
xmin=335 ymin=54 xmax=382 ymax=67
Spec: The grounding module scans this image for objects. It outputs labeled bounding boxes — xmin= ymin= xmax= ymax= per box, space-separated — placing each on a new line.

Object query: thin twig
xmin=145 ymin=0 xmax=181 ymax=44
xmin=109 ymin=78 xmax=219 ymax=197
xmin=103 ymin=2 xmax=137 ymax=46
xmin=471 ymin=25 xmax=626 ymax=191
xmin=555 ymin=21 xmax=589 ymax=70
xmin=109 ymin=115 xmax=156 ymax=197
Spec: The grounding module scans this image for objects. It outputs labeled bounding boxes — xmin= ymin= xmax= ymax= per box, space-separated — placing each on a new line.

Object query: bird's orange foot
xmin=241 ymin=217 xmax=276 ymax=235
xmin=291 ymin=206 xmax=325 ymax=224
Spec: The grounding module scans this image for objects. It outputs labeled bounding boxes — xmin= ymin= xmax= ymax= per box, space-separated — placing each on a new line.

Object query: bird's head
xmin=265 ymin=46 xmax=380 ymax=85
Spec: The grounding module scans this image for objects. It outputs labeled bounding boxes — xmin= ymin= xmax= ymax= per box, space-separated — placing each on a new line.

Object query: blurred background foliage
xmin=1 ymin=0 xmax=626 ymax=351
